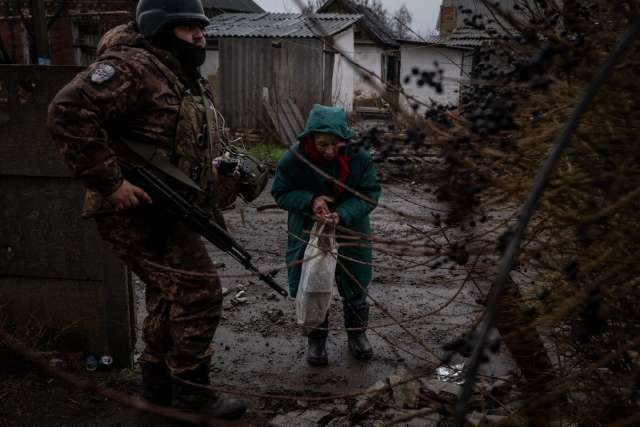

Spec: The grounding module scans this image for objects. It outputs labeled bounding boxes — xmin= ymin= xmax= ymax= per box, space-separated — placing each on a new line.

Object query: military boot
xmin=141 ymin=362 xmax=172 ymax=406
xmin=173 ymin=366 xmax=246 ymax=420
xmin=344 ymin=295 xmax=373 ymax=360
xmin=307 ymin=317 xmax=329 ymax=366
xmin=137 ymin=362 xmax=174 ymax=426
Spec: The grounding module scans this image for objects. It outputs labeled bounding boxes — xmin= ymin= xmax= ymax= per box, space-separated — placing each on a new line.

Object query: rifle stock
xmin=118 ymin=159 xmax=288 ymax=298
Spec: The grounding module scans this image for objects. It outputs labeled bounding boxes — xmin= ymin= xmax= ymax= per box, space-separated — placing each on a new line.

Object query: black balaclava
xmin=151 ymin=25 xmax=206 ymax=72
xmin=171 ymin=36 xmax=206 ymax=70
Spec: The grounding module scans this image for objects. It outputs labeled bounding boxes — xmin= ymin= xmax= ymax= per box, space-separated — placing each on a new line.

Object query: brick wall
xmin=0 ymin=1 xmax=134 ymax=65
xmin=0 ymin=19 xmax=26 ymax=64
xmin=439 ymin=6 xmax=457 ymax=35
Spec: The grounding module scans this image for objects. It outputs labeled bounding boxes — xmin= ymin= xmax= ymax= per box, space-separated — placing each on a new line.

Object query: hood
xmin=97 ymin=22 xmax=144 ymax=56
xmin=297 ymin=104 xmax=354 ymax=142
xmin=95 ymin=22 xmax=187 ymax=82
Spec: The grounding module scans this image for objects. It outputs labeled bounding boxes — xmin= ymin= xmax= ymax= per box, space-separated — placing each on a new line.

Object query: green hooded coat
xmin=271 ymin=105 xmax=381 ymax=299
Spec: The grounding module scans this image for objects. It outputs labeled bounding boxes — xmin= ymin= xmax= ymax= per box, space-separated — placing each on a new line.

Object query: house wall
xmin=399 ymin=44 xmax=464 ymax=113
xmin=331 ymin=28 xmax=355 ymax=111
xmin=202 ymin=49 xmax=220 ymax=81
xmin=201 ymin=48 xmax=220 ymax=102
xmin=353 ymin=44 xmax=384 ymax=101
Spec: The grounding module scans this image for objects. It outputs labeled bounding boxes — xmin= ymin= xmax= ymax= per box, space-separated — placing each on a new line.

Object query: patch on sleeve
xmin=87 ymin=63 xmax=116 ymax=84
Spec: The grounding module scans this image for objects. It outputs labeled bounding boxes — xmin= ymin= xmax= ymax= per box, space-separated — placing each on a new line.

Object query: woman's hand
xmin=323 ymin=212 xmax=340 ymax=225
xmin=312 ymin=196 xmax=339 ymax=225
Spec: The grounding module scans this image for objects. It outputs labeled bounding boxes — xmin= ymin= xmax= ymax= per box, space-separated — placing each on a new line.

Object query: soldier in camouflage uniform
xmin=47 ymin=0 xmax=246 ymax=420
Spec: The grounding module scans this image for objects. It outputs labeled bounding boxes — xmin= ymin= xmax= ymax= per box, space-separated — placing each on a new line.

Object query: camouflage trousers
xmin=95 ymin=207 xmax=223 ymax=376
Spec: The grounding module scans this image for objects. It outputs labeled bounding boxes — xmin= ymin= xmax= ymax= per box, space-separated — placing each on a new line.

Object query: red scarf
xmin=302 ymin=136 xmax=350 ymax=196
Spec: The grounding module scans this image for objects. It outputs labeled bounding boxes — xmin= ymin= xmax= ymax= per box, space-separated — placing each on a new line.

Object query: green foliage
xmin=247 ymin=144 xmax=287 ymax=166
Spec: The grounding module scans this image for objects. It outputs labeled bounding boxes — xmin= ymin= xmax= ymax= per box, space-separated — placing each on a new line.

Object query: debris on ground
xmin=467 ymin=411 xmax=507 ymax=426
xmin=420 ymin=377 xmax=460 ymax=397
xmin=265 ymin=309 xmax=285 ymax=323
xmin=435 ymin=363 xmax=465 ymax=384
xmin=269 ymin=409 xmax=333 ymax=427
xmin=389 ymin=368 xmax=421 ymax=409
xmin=233 ymin=290 xmax=248 ymax=304
xmin=265 ymin=368 xmax=522 ymax=427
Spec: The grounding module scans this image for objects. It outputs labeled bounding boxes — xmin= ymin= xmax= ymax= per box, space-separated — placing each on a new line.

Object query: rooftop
xmin=401 ymin=27 xmax=506 ymax=49
xmin=202 ymin=0 xmax=264 ymax=13
xmin=318 ymin=0 xmax=398 ymax=47
xmin=446 ymin=27 xmax=506 ymax=48
xmin=204 ymin=13 xmax=361 ymax=39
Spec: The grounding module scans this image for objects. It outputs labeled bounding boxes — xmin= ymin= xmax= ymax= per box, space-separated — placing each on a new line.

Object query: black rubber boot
xmin=141 ymin=362 xmax=172 ymax=406
xmin=307 ymin=317 xmax=329 ymax=366
xmin=173 ymin=366 xmax=246 ymax=420
xmin=344 ymin=295 xmax=373 ymax=360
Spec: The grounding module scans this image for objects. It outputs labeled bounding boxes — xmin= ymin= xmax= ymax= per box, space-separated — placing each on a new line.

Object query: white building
xmin=318 ymin=0 xmax=401 ymax=107
xmin=318 ymin=0 xmax=477 ymax=113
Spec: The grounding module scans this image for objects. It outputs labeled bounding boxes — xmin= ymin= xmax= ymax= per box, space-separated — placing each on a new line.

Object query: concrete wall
xmin=331 ymin=28 xmax=355 ymax=111
xmin=354 ymin=44 xmax=384 ymax=100
xmin=399 ymin=44 xmax=465 ymax=113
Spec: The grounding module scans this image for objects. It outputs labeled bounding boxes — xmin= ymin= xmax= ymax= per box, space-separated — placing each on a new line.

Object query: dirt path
xmin=134 ymin=178 xmax=516 ymax=402
xmin=1 ymin=179 xmax=517 ymax=427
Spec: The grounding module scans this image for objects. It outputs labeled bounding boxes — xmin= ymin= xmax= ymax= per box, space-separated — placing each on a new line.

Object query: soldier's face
xmin=173 ymin=23 xmax=206 ymax=48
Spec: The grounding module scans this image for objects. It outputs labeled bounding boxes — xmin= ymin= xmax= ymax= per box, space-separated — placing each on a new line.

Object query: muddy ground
xmin=1 ymin=173 xmax=517 ymax=426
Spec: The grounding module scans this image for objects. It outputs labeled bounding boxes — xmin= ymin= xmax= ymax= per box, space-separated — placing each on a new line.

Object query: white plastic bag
xmin=296 ymin=222 xmax=337 ymax=327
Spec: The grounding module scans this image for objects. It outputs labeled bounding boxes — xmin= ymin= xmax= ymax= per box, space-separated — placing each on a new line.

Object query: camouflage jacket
xmin=47 ymin=23 xmax=220 ymax=216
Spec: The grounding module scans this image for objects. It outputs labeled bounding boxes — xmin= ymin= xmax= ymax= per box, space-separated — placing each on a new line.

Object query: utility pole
xmin=30 ymin=0 xmax=50 ymax=64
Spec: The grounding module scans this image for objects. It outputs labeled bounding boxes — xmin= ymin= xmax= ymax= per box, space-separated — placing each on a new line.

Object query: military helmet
xmin=136 ymin=0 xmax=210 ymax=37
xmin=235 ymin=152 xmax=269 ymax=203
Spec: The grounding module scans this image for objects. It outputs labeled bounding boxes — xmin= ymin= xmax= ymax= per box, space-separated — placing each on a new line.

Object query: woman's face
xmin=314 ymin=133 xmax=342 ymax=161
xmin=173 ymin=23 xmax=206 ymax=48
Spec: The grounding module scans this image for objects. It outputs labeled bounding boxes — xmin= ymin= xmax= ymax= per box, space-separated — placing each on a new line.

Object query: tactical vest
xmin=127 ymin=48 xmax=267 ymax=212
xmin=133 ymin=49 xmax=225 ymax=208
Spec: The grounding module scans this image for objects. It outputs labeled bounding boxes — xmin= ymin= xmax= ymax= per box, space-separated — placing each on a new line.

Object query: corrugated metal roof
xmin=447 ymin=27 xmax=503 ymax=47
xmin=202 ymin=0 xmax=264 ymax=13
xmin=318 ymin=0 xmax=398 ymax=47
xmin=396 ymin=26 xmax=503 ymax=49
xmin=204 ymin=13 xmax=361 ymax=39
xmin=421 ymin=27 xmax=504 ymax=49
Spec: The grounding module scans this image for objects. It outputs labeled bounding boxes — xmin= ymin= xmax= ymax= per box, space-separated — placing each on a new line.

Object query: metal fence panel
xmin=219 ymin=38 xmax=332 ymax=129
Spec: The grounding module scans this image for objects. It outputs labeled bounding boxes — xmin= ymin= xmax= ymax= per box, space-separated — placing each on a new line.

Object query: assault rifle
xmin=118 ymin=159 xmax=288 ymax=298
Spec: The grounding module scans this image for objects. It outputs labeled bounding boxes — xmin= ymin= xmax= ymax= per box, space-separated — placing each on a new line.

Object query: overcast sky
xmin=253 ymin=0 xmax=443 ymax=34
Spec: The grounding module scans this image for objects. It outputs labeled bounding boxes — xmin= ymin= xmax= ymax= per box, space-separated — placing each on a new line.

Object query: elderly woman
xmin=271 ymin=104 xmax=381 ymax=366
